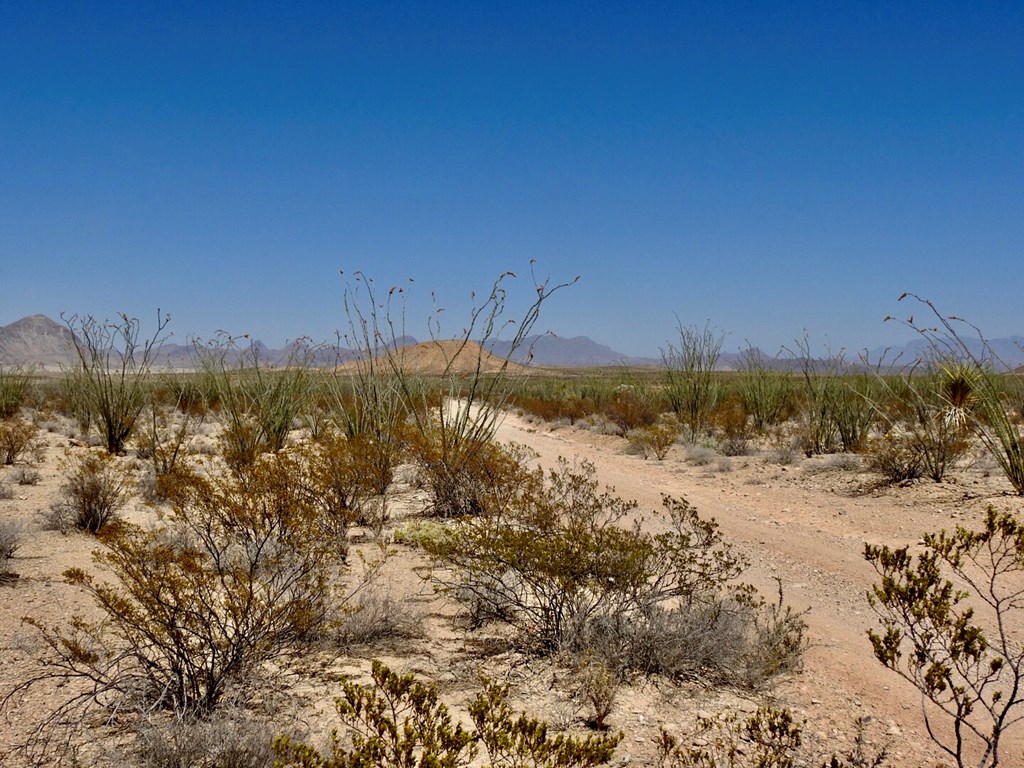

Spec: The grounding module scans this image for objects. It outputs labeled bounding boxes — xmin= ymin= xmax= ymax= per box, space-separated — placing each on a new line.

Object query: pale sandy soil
xmin=2 ymin=409 xmax=1023 ymax=767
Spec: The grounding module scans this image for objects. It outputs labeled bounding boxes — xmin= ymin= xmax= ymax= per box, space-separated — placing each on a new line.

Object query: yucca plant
xmin=891 ymin=294 xmax=1024 ymax=494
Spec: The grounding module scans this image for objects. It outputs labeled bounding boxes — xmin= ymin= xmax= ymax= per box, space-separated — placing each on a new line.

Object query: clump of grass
xmin=685 ymin=444 xmax=718 ymax=466
xmin=11 ymin=467 xmax=41 ymax=486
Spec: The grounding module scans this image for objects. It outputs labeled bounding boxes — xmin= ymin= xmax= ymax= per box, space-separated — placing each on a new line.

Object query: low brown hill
xmin=340 ymin=339 xmax=527 ymax=376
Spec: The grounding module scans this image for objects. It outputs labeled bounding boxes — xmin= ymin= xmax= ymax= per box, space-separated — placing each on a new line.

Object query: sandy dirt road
xmin=495 ymin=411 xmax=1024 ymax=768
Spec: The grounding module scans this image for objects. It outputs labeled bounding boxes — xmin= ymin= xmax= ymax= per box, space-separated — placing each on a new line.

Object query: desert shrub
xmin=865 ymin=432 xmax=923 ymax=485
xmin=134 ymin=386 xmax=207 ymax=486
xmin=335 ymin=587 xmax=420 ymax=648
xmin=134 ymin=709 xmax=282 ymax=768
xmin=603 ymin=387 xmax=659 ymax=437
xmin=11 ymin=466 xmax=41 ymax=485
xmin=865 ymin=507 xmax=1024 ymax=768
xmin=868 ymin=367 xmax=971 ymax=483
xmin=407 ymin=426 xmax=534 ymax=517
xmin=713 ymin=394 xmax=753 ymax=456
xmin=273 ymin=660 xmax=621 ymax=768
xmin=574 ymin=655 xmax=620 ymax=729
xmin=764 ymin=443 xmax=800 ymax=466
xmin=341 ymin=269 xmax=574 ymax=517
xmin=662 ymin=322 xmax=724 ymax=441
xmin=17 ymin=449 xmax=340 ymax=744
xmin=392 ymin=518 xmax=448 ymax=549
xmin=509 ymin=390 xmax=600 ymax=426
xmin=0 ymin=482 xmax=13 ymax=499
xmin=54 ymin=369 xmax=95 ymax=435
xmin=0 ymin=364 xmax=33 ymax=419
xmin=0 ymin=416 xmax=41 ymax=465
xmin=48 ymin=449 xmax=133 ymax=533
xmin=735 ymin=349 xmax=796 ymax=433
xmin=658 ymin=710 xmax=888 ymax=768
xmin=306 ymin=429 xmax=384 ymax=533
xmin=161 ymin=373 xmax=209 ymax=417
xmin=892 ymin=295 xmax=1024 ymax=494
xmin=627 ymin=417 xmax=679 ymax=460
xmin=62 ymin=312 xmax=170 ymax=454
xmin=0 ymin=519 xmax=20 ymax=577
xmin=470 ymin=677 xmax=621 ymax=768
xmin=830 ymin=374 xmax=878 ymax=454
xmin=423 ymin=460 xmax=805 ymax=685
xmin=657 ymin=707 xmax=802 ymax=768
xmin=195 ymin=336 xmax=313 ymax=468
xmin=686 ymin=444 xmax=718 ymax=466
xmin=786 ymin=337 xmax=846 ymax=456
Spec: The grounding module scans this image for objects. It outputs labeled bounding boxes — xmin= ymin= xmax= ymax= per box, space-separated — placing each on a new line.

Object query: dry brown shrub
xmin=47 ymin=449 xmax=134 ymax=533
xmin=0 ymin=416 xmax=42 ymax=465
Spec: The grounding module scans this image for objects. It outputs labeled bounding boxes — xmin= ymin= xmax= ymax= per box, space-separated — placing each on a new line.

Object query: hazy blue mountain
xmin=487 ymin=335 xmax=658 ymax=367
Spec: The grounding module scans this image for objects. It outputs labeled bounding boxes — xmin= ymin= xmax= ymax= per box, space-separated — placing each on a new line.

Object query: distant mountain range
xmin=0 ymin=315 xmax=660 ymax=369
xmin=2 ymin=314 xmax=1023 ymax=371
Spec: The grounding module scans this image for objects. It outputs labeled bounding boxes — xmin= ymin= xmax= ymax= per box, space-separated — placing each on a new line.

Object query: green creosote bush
xmin=865 ymin=506 xmax=1024 ymax=768
xmin=62 ymin=311 xmax=171 ymax=454
xmin=48 ymin=449 xmax=134 ymax=533
xmin=657 ymin=707 xmax=802 ymax=768
xmin=406 ymin=424 xmax=537 ymax=518
xmin=308 ymin=428 xmax=398 ymax=537
xmin=10 ymin=449 xmax=343 ymax=761
xmin=657 ymin=709 xmax=887 ymax=768
xmin=272 ymin=659 xmax=622 ymax=768
xmin=712 ymin=394 xmax=754 ymax=457
xmin=423 ymin=458 xmax=805 ymax=686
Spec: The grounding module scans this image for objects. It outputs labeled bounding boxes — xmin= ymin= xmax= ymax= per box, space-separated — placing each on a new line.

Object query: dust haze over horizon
xmin=2 ymin=2 xmax=1022 ymax=358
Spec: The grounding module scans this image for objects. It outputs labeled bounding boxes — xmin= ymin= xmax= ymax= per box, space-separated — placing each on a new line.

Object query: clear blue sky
xmin=2 ymin=1 xmax=1022 ymax=357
